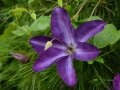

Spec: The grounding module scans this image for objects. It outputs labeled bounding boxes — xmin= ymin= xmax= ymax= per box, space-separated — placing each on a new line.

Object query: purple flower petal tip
xmin=32 ymin=65 xmax=40 ymax=72
xmin=67 ymin=77 xmax=77 ymax=87
xmin=57 ymin=56 xmax=77 ymax=87
xmin=76 ymin=20 xmax=106 ymax=42
xmin=66 ymin=79 xmax=77 ymax=87
xmin=53 ymin=7 xmax=70 ymax=14
xmin=32 ymin=59 xmax=45 ymax=72
xmin=51 ymin=7 xmax=75 ymax=46
xmin=95 ymin=20 xmax=106 ymax=24
xmin=113 ymin=74 xmax=120 ymax=90
xmin=63 ymin=73 xmax=77 ymax=87
xmin=32 ymin=63 xmax=45 ymax=72
xmin=94 ymin=20 xmax=106 ymax=28
xmin=53 ymin=7 xmax=64 ymax=12
xmin=87 ymin=20 xmax=106 ymax=27
xmin=32 ymin=59 xmax=51 ymax=72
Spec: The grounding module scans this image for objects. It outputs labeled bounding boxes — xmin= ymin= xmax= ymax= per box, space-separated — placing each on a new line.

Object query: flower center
xmin=67 ymin=46 xmax=76 ymax=55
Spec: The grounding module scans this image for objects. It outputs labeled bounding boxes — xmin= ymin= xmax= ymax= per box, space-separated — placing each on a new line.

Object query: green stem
xmin=72 ymin=0 xmax=87 ymax=20
xmin=88 ymin=0 xmax=101 ymax=21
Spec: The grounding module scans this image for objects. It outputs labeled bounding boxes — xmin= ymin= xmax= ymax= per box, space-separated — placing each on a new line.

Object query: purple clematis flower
xmin=29 ymin=7 xmax=106 ymax=87
xmin=113 ymin=74 xmax=120 ymax=90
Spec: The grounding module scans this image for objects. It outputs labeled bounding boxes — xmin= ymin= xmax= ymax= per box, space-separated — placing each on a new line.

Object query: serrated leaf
xmin=95 ymin=57 xmax=104 ymax=64
xmin=30 ymin=15 xmax=50 ymax=31
xmin=12 ymin=30 xmax=26 ymax=36
xmin=58 ymin=0 xmax=63 ymax=7
xmin=93 ymin=24 xmax=120 ymax=48
xmin=30 ymin=12 xmax=36 ymax=20
xmin=12 ymin=25 xmax=30 ymax=36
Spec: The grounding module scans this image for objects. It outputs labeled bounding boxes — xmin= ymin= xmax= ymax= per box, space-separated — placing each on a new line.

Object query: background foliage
xmin=0 ymin=0 xmax=120 ymax=90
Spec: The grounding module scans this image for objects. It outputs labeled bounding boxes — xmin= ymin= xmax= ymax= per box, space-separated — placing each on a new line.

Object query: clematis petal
xmin=74 ymin=42 xmax=99 ymax=61
xmin=51 ymin=7 xmax=76 ymax=46
xmin=75 ymin=20 xmax=106 ymax=42
xmin=113 ymin=74 xmax=120 ymax=90
xmin=29 ymin=36 xmax=66 ymax=53
xmin=32 ymin=47 xmax=67 ymax=72
xmin=57 ymin=56 xmax=77 ymax=87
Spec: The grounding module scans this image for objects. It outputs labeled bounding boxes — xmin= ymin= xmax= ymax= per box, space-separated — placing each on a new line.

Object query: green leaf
xmin=0 ymin=62 xmax=2 ymax=68
xmin=65 ymin=5 xmax=71 ymax=12
xmin=30 ymin=15 xmax=50 ymax=31
xmin=75 ymin=0 xmax=79 ymax=3
xmin=58 ymin=0 xmax=63 ymax=7
xmin=95 ymin=57 xmax=104 ymax=64
xmin=30 ymin=12 xmax=36 ymax=20
xmin=10 ymin=7 xmax=28 ymax=18
xmin=93 ymin=24 xmax=120 ymax=48
xmin=0 ymin=23 xmax=17 ymax=39
xmin=12 ymin=25 xmax=30 ymax=36
xmin=28 ymin=0 xmax=34 ymax=4
xmin=12 ymin=30 xmax=26 ymax=36
xmin=87 ymin=57 xmax=104 ymax=64
xmin=10 ymin=8 xmax=28 ymax=12
xmin=0 ymin=41 xmax=11 ymax=53
xmin=87 ymin=60 xmax=94 ymax=64
xmin=109 ymin=30 xmax=120 ymax=44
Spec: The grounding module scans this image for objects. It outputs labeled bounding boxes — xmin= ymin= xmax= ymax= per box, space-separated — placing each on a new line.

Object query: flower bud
xmin=10 ymin=52 xmax=28 ymax=63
